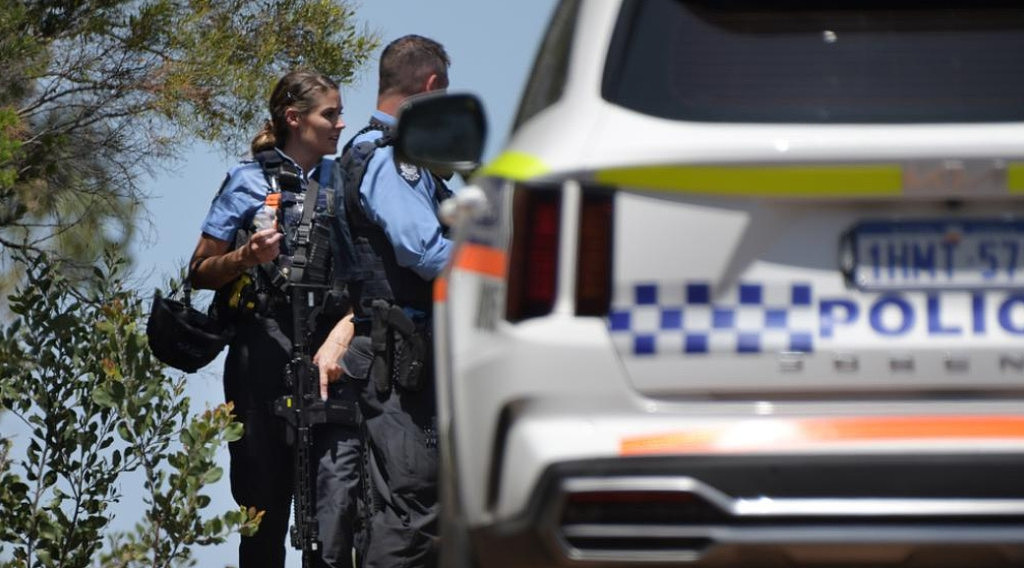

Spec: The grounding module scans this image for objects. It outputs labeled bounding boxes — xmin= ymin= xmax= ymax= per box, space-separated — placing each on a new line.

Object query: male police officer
xmin=335 ymin=35 xmax=452 ymax=568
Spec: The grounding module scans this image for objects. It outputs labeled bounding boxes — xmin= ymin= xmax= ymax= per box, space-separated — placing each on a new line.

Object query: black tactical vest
xmin=216 ymin=151 xmax=343 ymax=321
xmin=335 ymin=128 xmax=447 ymax=320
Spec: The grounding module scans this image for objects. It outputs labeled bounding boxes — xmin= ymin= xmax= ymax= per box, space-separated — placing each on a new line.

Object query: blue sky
xmin=133 ymin=1 xmax=558 ymax=565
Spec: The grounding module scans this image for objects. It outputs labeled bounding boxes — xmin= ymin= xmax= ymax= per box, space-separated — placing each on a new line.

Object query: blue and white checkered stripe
xmin=609 ymin=282 xmax=816 ymax=355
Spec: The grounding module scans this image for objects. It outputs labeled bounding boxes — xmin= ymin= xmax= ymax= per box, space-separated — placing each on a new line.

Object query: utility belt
xmin=214 ymin=272 xmax=349 ymax=325
xmin=363 ymin=298 xmax=432 ymax=396
xmin=213 ymin=273 xmax=282 ymax=321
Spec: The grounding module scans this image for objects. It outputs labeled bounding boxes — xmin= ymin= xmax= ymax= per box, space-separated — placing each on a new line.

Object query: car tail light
xmin=575 ymin=189 xmax=613 ymax=316
xmin=507 ymin=185 xmax=561 ymax=322
xmin=506 ymin=184 xmax=615 ymax=322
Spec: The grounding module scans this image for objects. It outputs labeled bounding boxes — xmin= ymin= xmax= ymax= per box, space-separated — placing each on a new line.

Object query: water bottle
xmin=253 ymin=193 xmax=280 ymax=231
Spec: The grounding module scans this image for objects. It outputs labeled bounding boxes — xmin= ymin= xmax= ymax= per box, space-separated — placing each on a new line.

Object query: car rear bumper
xmin=468 ymin=453 xmax=1024 ymax=567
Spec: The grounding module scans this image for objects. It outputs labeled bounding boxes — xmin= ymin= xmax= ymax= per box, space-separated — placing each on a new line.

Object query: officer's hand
xmin=312 ymin=314 xmax=355 ymax=400
xmin=313 ymin=343 xmax=346 ymax=400
xmin=242 ymin=228 xmax=282 ymax=267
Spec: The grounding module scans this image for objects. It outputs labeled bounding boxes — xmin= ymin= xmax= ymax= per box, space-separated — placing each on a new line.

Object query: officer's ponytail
xmin=250 ymin=120 xmax=276 ymax=155
xmin=250 ymin=69 xmax=340 ymax=157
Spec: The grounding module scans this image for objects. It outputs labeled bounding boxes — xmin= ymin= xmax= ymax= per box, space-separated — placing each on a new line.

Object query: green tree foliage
xmin=0 ymin=250 xmax=261 ymax=567
xmin=0 ymin=0 xmax=378 ymax=274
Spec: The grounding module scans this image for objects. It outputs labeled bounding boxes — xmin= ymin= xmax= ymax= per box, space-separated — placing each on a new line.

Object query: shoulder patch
xmin=397 ymin=161 xmax=421 ymax=185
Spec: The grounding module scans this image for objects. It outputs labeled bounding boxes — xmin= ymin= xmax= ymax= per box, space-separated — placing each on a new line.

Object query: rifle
xmin=272 ymin=176 xmax=359 ymax=568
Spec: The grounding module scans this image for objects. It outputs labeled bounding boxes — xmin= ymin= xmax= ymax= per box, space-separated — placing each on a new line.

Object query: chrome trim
xmin=734 ymin=497 xmax=1024 ymax=517
xmin=549 ymin=476 xmax=1024 ymax=564
xmin=561 ymin=476 xmax=1024 ymax=518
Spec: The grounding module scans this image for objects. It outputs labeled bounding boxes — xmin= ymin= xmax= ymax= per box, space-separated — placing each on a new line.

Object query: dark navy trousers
xmin=224 ymin=313 xmax=363 ymax=568
xmin=343 ymin=336 xmax=439 ymax=568
xmin=314 ymin=383 xmax=363 ymax=568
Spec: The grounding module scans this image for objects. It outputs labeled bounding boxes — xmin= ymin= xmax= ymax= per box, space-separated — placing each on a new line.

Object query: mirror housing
xmin=394 ymin=92 xmax=488 ymax=177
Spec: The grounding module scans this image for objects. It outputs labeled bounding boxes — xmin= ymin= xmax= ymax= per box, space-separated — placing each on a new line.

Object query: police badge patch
xmin=398 ymin=162 xmax=421 ymax=185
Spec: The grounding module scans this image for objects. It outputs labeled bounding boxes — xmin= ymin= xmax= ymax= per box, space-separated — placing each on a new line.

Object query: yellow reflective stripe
xmin=595 ymin=165 xmax=904 ymax=197
xmin=1007 ymin=162 xmax=1024 ymax=194
xmin=478 ymin=151 xmax=549 ymax=181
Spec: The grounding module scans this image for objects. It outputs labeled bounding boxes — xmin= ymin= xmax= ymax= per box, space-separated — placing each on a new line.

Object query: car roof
xmin=482 ymin=1 xmax=1024 ymax=191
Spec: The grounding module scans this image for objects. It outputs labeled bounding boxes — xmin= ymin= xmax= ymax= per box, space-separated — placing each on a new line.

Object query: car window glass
xmin=603 ymin=0 xmax=1024 ymax=123
xmin=513 ymin=0 xmax=582 ymax=129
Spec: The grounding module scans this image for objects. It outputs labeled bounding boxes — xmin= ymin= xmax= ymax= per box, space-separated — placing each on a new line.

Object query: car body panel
xmin=429 ymin=1 xmax=1024 ymax=565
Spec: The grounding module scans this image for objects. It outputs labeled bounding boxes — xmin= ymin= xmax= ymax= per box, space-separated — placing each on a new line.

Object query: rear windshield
xmin=602 ymin=1 xmax=1024 ymax=123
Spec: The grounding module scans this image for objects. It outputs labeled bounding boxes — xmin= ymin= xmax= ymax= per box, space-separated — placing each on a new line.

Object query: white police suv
xmin=396 ymin=1 xmax=1024 ymax=566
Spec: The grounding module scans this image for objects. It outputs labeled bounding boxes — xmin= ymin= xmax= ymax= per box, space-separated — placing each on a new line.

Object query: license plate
xmin=847 ymin=219 xmax=1024 ymax=290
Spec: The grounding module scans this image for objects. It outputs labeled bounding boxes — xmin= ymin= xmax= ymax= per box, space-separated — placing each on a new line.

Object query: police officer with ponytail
xmin=189 ymin=69 xmax=361 ymax=568
xmin=336 ymin=35 xmax=453 ymax=568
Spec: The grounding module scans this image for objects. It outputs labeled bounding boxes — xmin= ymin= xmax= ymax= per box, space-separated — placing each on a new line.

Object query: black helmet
xmin=146 ymin=287 xmax=234 ymax=373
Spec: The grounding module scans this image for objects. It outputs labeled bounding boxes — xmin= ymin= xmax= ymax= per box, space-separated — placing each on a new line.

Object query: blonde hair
xmin=250 ymin=69 xmax=339 ymax=154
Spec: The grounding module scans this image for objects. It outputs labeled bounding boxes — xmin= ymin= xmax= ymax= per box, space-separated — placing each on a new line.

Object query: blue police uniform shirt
xmin=201 ymin=148 xmax=333 ymax=243
xmin=350 ymin=110 xmax=453 ymax=281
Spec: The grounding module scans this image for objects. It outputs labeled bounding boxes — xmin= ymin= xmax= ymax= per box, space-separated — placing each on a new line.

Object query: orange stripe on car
xmin=620 ymin=415 xmax=1024 ymax=456
xmin=454 ymin=243 xmax=507 ymax=278
xmin=433 ymin=276 xmax=448 ymax=303
xmin=435 ymin=245 xmax=506 ymax=302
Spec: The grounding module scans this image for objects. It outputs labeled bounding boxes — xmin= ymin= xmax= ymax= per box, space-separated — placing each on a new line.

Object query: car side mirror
xmin=394 ymin=92 xmax=488 ymax=177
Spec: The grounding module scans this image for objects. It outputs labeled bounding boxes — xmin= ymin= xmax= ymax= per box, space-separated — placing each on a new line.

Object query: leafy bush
xmin=0 ymin=250 xmax=259 ymax=568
